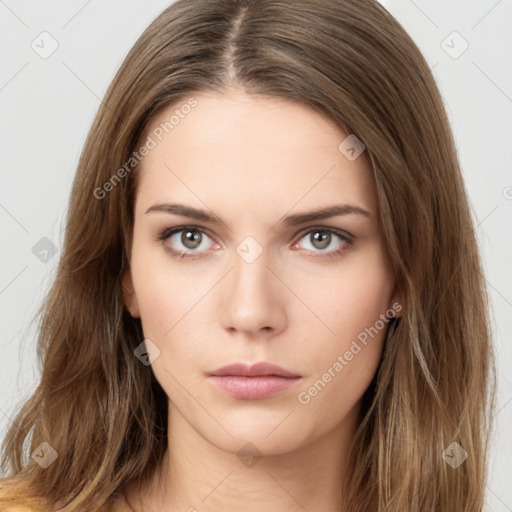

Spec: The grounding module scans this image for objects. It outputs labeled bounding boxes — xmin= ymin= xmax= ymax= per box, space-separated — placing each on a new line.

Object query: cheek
xmin=295 ymin=243 xmax=394 ymax=407
xmin=130 ymin=240 xmax=206 ymax=339
xmin=303 ymin=241 xmax=394 ymax=345
xmin=133 ymin=273 xmax=174 ymax=340
xmin=131 ymin=264 xmax=206 ymax=391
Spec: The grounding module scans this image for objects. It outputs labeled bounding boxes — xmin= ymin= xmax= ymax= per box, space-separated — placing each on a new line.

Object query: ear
xmin=122 ymin=268 xmax=140 ymax=318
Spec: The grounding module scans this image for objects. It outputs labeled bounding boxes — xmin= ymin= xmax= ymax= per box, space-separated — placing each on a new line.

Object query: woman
xmin=0 ymin=0 xmax=495 ymax=510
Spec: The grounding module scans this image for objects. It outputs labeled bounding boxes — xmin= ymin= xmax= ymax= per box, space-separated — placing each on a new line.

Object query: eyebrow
xmin=145 ymin=202 xmax=371 ymax=227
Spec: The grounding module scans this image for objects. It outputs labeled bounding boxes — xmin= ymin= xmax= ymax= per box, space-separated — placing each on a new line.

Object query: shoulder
xmin=0 ymin=479 xmax=50 ymax=511
xmin=0 ymin=479 xmax=133 ymax=511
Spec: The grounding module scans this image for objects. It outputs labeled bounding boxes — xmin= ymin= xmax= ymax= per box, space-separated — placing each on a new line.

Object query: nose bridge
xmin=232 ymin=249 xmax=269 ymax=296
xmin=220 ymin=239 xmax=286 ymax=334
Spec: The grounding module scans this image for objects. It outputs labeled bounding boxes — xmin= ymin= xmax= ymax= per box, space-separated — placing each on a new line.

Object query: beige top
xmin=0 ymin=482 xmax=135 ymax=511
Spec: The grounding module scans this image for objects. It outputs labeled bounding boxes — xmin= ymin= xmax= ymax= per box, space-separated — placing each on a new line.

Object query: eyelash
xmin=155 ymin=225 xmax=354 ymax=261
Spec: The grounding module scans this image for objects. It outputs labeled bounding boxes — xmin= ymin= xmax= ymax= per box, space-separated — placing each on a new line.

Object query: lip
xmin=208 ymin=362 xmax=302 ymax=400
xmin=209 ymin=362 xmax=302 ymax=378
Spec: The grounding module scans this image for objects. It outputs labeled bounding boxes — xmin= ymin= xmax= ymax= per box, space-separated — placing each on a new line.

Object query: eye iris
xmin=181 ymin=230 xmax=202 ymax=249
xmin=311 ymin=231 xmax=331 ymax=249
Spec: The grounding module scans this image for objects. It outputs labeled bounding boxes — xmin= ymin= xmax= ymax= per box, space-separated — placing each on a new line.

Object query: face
xmin=123 ymin=89 xmax=399 ymax=456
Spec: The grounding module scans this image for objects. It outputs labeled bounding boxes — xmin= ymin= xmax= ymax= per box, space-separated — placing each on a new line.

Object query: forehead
xmin=134 ymin=90 xmax=376 ymax=218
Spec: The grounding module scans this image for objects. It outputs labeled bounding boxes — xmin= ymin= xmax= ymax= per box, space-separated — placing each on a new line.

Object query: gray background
xmin=1 ymin=1 xmax=511 ymax=509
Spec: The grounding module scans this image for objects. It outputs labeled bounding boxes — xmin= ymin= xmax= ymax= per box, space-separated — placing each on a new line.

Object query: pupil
xmin=182 ymin=230 xmax=201 ymax=249
xmin=312 ymin=231 xmax=330 ymax=249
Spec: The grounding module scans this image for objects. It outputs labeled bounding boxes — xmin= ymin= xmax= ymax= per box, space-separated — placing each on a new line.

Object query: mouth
xmin=207 ymin=362 xmax=303 ymax=400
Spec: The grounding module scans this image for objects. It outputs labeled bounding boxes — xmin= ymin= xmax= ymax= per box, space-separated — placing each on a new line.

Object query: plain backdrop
xmin=1 ymin=1 xmax=511 ymax=509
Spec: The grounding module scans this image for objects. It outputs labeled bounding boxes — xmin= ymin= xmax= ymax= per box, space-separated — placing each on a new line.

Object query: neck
xmin=126 ymin=403 xmax=360 ymax=512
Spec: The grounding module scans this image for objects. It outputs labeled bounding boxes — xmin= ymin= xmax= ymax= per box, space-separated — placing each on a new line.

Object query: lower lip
xmin=209 ymin=375 xmax=301 ymax=400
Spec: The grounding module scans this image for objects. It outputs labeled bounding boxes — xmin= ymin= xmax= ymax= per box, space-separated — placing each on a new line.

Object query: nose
xmin=219 ymin=248 xmax=287 ymax=337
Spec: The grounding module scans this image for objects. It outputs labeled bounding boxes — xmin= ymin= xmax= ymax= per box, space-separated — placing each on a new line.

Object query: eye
xmin=156 ymin=225 xmax=354 ymax=261
xmin=293 ymin=227 xmax=353 ymax=259
xmin=156 ymin=226 xmax=220 ymax=259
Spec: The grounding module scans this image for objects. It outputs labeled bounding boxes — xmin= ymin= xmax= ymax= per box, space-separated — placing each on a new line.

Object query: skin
xmin=122 ymin=89 xmax=400 ymax=511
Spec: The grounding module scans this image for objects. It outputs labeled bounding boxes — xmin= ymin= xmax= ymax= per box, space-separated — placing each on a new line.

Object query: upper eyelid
xmin=161 ymin=224 xmax=352 ymax=247
xmin=161 ymin=225 xmax=218 ymax=243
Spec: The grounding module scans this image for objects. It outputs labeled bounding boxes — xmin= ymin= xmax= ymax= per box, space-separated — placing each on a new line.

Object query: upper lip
xmin=208 ymin=362 xmax=301 ymax=378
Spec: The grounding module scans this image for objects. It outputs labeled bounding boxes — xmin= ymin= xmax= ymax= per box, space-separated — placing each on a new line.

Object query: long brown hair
xmin=0 ymin=0 xmax=495 ymax=510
